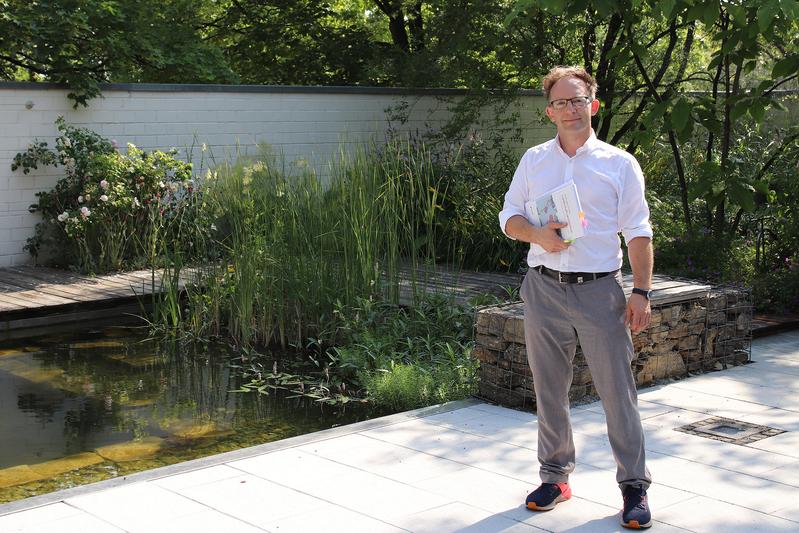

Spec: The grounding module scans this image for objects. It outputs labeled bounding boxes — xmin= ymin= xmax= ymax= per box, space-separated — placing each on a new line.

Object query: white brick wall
xmin=0 ymin=83 xmax=551 ymax=265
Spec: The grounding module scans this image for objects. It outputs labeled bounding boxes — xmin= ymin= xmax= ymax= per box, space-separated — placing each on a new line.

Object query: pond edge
xmin=0 ymin=397 xmax=483 ymax=517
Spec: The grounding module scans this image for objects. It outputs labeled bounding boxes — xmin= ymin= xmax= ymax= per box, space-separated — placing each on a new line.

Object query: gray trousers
xmin=520 ymin=268 xmax=652 ymax=490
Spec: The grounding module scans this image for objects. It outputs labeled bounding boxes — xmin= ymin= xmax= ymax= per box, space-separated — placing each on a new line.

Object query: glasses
xmin=548 ymin=96 xmax=593 ymax=111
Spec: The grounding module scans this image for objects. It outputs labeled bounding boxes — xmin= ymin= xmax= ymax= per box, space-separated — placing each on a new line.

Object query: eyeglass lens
xmin=550 ymin=97 xmax=591 ymax=110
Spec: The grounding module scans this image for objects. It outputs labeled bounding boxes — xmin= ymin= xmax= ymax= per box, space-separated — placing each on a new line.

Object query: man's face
xmin=545 ymin=76 xmax=600 ymax=136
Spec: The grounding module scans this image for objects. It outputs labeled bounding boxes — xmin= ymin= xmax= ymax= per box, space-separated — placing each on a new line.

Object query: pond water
xmin=0 ymin=325 xmax=374 ymax=503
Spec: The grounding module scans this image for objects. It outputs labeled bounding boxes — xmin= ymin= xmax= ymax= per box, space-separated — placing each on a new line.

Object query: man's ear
xmin=545 ymin=105 xmax=555 ymax=123
xmin=590 ymin=99 xmax=600 ymax=116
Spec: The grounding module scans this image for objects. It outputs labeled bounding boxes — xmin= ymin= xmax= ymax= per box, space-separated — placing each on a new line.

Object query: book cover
xmin=527 ymin=180 xmax=587 ymax=243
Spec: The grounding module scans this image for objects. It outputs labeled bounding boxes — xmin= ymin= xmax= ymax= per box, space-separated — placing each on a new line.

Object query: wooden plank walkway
xmin=0 ymin=264 xmax=712 ymax=332
xmin=395 ymin=264 xmax=711 ymax=306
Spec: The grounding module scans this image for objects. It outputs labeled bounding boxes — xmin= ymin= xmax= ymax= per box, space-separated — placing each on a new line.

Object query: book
xmin=525 ymin=180 xmax=587 ymax=243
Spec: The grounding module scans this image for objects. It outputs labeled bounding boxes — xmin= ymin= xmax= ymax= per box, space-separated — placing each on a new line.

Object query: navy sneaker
xmin=621 ymin=485 xmax=652 ymax=529
xmin=525 ymin=482 xmax=571 ymax=511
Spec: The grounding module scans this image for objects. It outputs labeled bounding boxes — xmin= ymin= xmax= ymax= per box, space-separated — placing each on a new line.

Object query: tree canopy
xmin=3 ymin=0 xmax=799 ymax=237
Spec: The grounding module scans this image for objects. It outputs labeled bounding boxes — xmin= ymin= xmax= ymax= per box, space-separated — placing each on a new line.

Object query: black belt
xmin=534 ymin=265 xmax=616 ymax=284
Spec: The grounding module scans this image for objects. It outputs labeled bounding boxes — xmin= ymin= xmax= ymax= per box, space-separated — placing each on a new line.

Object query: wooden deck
xmin=0 ymin=264 xmax=712 ymax=332
xmin=396 ymin=264 xmax=711 ymax=306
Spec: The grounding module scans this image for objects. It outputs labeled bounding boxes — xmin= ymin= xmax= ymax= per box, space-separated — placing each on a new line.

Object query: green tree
xmin=201 ymin=0 xmax=376 ymax=85
xmin=508 ymin=0 xmax=799 ymax=236
xmin=0 ymin=0 xmax=236 ymax=106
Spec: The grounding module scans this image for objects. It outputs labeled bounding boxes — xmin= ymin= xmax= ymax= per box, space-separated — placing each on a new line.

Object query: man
xmin=498 ymin=66 xmax=654 ymax=530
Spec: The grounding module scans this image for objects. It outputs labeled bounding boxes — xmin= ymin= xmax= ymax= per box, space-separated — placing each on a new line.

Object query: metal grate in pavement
xmin=675 ymin=416 xmax=785 ymax=445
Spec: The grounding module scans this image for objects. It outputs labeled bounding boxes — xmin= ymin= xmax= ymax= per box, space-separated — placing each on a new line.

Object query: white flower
xmin=57 ymin=212 xmax=69 ymax=222
xmin=133 ymin=197 xmax=141 ymax=207
xmin=78 ymin=195 xmax=84 ymax=203
xmin=159 ymin=181 xmax=165 ymax=188
xmin=100 ymin=195 xmax=109 ymax=202
xmin=85 ymin=194 xmax=91 ymax=201
xmin=210 ymin=223 xmax=217 ymax=231
xmin=62 ymin=138 xmax=72 ymax=148
xmin=80 ymin=206 xmax=91 ymax=218
xmin=100 ymin=180 xmax=109 ymax=189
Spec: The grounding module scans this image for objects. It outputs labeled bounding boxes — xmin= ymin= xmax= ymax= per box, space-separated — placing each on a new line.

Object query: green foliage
xmin=331 ymin=293 xmax=478 ymax=410
xmin=653 ymin=233 xmax=754 ymax=283
xmin=0 ymin=0 xmax=236 ymax=106
xmin=751 ymin=267 xmax=799 ymax=314
xmin=163 ymin=141 xmax=449 ymax=348
xmin=12 ymin=119 xmax=209 ymax=273
xmin=232 ymin=293 xmax=479 ymax=411
xmin=433 ymin=135 xmax=526 ymax=272
xmin=359 ymin=363 xmax=438 ymax=411
xmin=506 ymin=0 xmax=799 ymax=237
xmin=642 ymin=114 xmax=799 ymax=311
xmin=203 ymin=1 xmax=375 ymax=85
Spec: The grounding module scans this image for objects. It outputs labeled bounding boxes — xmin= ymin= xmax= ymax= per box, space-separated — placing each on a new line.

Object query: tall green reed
xmin=151 ymin=139 xmax=450 ymax=350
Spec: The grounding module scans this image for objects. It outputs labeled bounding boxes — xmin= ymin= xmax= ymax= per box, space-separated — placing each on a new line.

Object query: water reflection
xmin=0 ymin=326 xmax=372 ymax=501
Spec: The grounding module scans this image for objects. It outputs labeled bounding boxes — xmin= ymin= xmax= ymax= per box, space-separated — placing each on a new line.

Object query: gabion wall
xmin=474 ymin=286 xmax=752 ymax=410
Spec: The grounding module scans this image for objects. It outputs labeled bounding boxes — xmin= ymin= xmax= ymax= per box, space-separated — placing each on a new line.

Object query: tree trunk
xmin=408 ymin=2 xmax=425 ymax=52
xmin=593 ymin=14 xmax=622 ymax=140
xmin=374 ymin=0 xmax=411 ymax=53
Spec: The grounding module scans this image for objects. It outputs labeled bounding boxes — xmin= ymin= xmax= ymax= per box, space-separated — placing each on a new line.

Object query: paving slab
xmin=0 ymin=331 xmax=798 ymax=532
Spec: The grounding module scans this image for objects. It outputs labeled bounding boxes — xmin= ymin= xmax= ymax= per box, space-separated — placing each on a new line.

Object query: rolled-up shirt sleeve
xmin=498 ymin=154 xmax=529 ymax=240
xmin=618 ymin=157 xmax=653 ymax=243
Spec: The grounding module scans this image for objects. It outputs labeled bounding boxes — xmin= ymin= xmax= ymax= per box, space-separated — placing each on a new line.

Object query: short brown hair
xmin=542 ymin=66 xmax=598 ymax=101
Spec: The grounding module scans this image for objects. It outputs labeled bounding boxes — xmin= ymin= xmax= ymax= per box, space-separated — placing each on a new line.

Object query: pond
xmin=0 ymin=324 xmax=374 ymax=503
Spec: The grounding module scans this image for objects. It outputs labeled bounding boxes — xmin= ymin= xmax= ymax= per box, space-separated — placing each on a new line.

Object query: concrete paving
xmin=0 ymin=330 xmax=797 ymax=532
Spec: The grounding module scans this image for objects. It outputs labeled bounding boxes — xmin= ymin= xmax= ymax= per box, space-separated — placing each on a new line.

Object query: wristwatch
xmin=632 ymin=287 xmax=653 ymax=300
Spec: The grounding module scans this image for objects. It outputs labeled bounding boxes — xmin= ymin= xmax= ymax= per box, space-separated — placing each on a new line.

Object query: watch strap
xmin=632 ymin=287 xmax=652 ymax=300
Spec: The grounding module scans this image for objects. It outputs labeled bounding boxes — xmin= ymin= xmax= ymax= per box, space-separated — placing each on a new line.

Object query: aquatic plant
xmin=153 ymin=140 xmax=449 ymax=349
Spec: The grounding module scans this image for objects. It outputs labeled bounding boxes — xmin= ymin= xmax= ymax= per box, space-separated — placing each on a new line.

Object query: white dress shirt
xmin=498 ymin=131 xmax=653 ymax=273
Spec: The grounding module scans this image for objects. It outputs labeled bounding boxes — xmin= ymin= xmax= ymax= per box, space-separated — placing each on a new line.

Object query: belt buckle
xmin=557 ymin=271 xmax=565 ymax=284
xmin=577 ymin=275 xmax=584 ymax=284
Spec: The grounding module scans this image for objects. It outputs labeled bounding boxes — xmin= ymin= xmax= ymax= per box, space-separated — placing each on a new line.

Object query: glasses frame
xmin=548 ymin=96 xmax=593 ymax=111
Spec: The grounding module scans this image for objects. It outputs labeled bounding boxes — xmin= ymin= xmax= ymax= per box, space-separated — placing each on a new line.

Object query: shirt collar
xmin=553 ymin=130 xmax=599 ymax=157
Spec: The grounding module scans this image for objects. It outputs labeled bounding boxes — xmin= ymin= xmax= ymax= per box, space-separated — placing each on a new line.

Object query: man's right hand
xmin=504 ymin=215 xmax=570 ymax=252
xmin=535 ymin=222 xmax=570 ymax=252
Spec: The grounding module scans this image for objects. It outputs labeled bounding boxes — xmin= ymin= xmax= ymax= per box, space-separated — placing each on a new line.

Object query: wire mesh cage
xmin=473 ymin=276 xmax=753 ymax=411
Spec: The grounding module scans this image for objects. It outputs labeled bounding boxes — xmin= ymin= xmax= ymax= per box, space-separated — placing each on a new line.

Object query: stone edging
xmin=0 ymin=397 xmax=482 ymax=517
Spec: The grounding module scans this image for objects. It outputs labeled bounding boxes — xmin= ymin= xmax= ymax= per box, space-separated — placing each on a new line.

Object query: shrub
xmin=751 ymin=265 xmax=799 ymax=314
xmin=360 ymin=363 xmax=436 ymax=411
xmin=434 ymin=135 xmax=526 ymax=272
xmin=653 ymin=233 xmax=755 ymax=283
xmin=12 ymin=118 xmax=210 ymax=273
xmin=327 ymin=293 xmax=479 ymax=409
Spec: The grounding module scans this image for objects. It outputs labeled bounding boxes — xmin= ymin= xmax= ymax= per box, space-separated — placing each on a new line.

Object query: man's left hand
xmin=625 ymin=293 xmax=651 ymax=333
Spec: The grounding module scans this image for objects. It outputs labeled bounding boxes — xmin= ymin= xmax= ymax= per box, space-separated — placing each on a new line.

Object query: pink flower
xmin=100 ymin=195 xmax=109 ymax=202
xmin=80 ymin=206 xmax=91 ymax=218
xmin=100 ymin=180 xmax=109 ymax=189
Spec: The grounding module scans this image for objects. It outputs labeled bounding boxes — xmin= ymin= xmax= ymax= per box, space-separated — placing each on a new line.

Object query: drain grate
xmin=675 ymin=416 xmax=786 ymax=445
